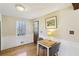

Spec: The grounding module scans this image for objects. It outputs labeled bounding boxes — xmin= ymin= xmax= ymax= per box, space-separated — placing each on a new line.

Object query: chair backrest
xmin=51 ymin=42 xmax=61 ymax=53
xmin=54 ymin=42 xmax=60 ymax=52
xmin=39 ymin=37 xmax=43 ymax=41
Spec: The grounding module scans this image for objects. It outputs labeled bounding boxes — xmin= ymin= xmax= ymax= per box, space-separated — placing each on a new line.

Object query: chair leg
xmin=43 ymin=49 xmax=44 ymax=56
xmin=43 ymin=49 xmax=45 ymax=56
xmin=38 ymin=48 xmax=40 ymax=56
xmin=45 ymin=49 xmax=47 ymax=56
xmin=43 ymin=49 xmax=46 ymax=56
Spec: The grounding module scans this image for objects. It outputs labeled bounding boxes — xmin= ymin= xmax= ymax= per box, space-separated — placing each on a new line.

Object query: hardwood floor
xmin=0 ymin=43 xmax=37 ymax=56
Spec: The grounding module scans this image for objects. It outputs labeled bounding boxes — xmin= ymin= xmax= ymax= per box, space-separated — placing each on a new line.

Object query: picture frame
xmin=45 ymin=16 xmax=57 ymax=29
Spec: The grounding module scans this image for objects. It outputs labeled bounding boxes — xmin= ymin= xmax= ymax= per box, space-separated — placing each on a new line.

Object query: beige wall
xmin=0 ymin=21 xmax=1 ymax=51
xmin=38 ymin=11 xmax=59 ymax=38
xmin=2 ymin=16 xmax=33 ymax=36
xmin=36 ymin=6 xmax=79 ymax=42
xmin=2 ymin=16 xmax=16 ymax=36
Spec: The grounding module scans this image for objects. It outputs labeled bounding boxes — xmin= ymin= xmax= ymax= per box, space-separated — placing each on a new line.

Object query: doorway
xmin=33 ymin=21 xmax=39 ymax=44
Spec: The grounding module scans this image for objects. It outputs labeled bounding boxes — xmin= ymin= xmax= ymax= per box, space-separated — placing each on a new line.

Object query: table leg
xmin=47 ymin=48 xmax=49 ymax=56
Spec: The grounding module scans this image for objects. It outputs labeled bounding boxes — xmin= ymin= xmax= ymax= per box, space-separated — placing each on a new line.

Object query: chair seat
xmin=39 ymin=44 xmax=46 ymax=49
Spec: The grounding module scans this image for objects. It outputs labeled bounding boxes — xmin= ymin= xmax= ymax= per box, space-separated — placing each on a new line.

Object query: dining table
xmin=37 ymin=39 xmax=56 ymax=56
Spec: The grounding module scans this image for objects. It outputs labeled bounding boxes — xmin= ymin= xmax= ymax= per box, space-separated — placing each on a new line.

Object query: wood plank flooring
xmin=0 ymin=43 xmax=37 ymax=56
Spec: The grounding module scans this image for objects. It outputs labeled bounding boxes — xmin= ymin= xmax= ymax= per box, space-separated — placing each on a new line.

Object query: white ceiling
xmin=0 ymin=3 xmax=71 ymax=19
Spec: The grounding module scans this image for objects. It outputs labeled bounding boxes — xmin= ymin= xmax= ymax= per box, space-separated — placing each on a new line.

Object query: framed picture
xmin=45 ymin=16 xmax=57 ymax=29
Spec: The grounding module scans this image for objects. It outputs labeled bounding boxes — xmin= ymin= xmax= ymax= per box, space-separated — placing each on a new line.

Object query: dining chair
xmin=49 ymin=42 xmax=61 ymax=56
xmin=38 ymin=38 xmax=47 ymax=56
xmin=38 ymin=37 xmax=43 ymax=41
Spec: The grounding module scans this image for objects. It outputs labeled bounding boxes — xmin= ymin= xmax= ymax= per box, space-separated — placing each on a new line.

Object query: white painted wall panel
xmin=1 ymin=16 xmax=33 ymax=50
xmin=1 ymin=35 xmax=33 ymax=50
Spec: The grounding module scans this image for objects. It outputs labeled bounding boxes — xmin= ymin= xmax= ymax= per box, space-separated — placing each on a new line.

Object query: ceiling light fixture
xmin=16 ymin=4 xmax=25 ymax=12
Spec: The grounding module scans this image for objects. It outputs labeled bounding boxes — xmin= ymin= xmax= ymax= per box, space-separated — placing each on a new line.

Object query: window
xmin=16 ymin=20 xmax=26 ymax=36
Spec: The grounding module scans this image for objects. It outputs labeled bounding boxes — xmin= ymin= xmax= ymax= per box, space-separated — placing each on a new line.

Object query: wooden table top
xmin=38 ymin=39 xmax=56 ymax=47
